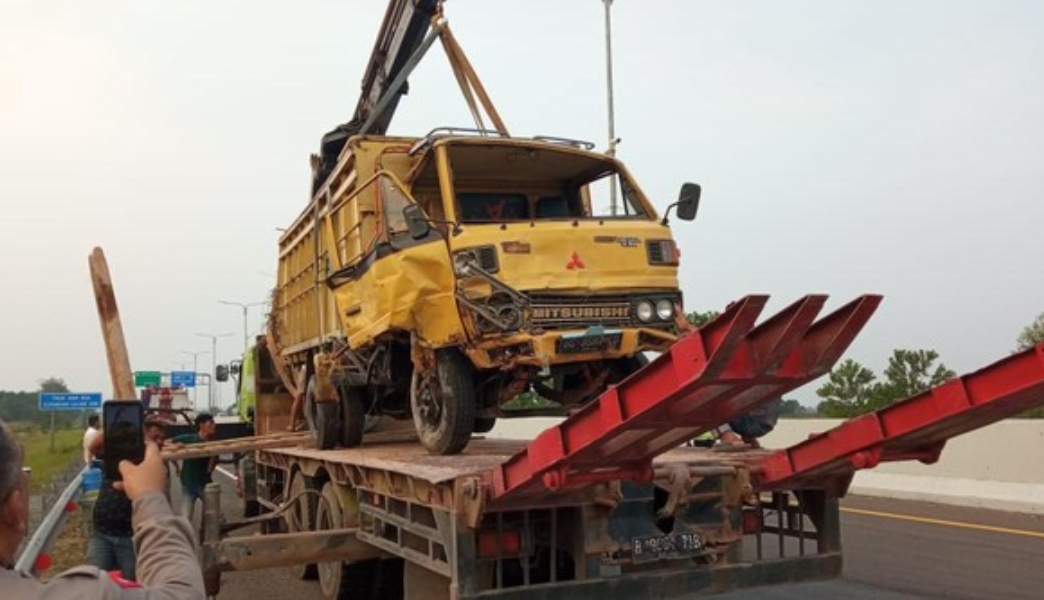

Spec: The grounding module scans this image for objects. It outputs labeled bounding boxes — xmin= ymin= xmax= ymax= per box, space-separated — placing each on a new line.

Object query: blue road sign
xmin=38 ymin=392 xmax=103 ymax=411
xmin=170 ymin=371 xmax=196 ymax=388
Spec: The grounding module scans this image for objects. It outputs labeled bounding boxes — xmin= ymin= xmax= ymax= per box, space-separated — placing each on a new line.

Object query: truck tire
xmin=237 ymin=454 xmax=260 ymax=518
xmin=285 ymin=470 xmax=318 ymax=580
xmin=474 ymin=416 xmax=497 ymax=434
xmin=317 ymin=482 xmax=403 ymax=600
xmin=411 ymin=349 xmax=477 ymax=455
xmin=609 ymin=353 xmax=649 ymax=384
xmin=316 ymin=482 xmax=346 ymax=600
xmin=339 ymin=386 xmax=366 ymax=448
xmin=306 ymin=376 xmax=342 ymax=450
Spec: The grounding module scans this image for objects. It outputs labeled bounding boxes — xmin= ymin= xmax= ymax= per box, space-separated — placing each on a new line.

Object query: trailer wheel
xmin=285 ymin=470 xmax=318 ymax=580
xmin=411 ymin=349 xmax=477 ymax=455
xmin=316 ymin=482 xmax=346 ymax=599
xmin=306 ymin=376 xmax=342 ymax=450
xmin=339 ymin=386 xmax=366 ymax=448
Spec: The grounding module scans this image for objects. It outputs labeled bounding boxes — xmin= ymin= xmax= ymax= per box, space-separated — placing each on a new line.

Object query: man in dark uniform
xmin=0 ymin=416 xmax=205 ymax=598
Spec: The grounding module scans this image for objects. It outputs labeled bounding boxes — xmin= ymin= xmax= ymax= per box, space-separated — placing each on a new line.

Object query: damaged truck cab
xmin=272 ymin=129 xmax=698 ymax=454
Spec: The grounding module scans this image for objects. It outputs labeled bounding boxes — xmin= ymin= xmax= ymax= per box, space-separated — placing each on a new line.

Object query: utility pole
xmin=218 ymin=299 xmax=267 ymax=356
xmin=603 ymin=0 xmax=620 ymax=216
xmin=196 ymin=332 xmax=231 ymax=412
xmin=181 ymin=349 xmax=210 ymax=409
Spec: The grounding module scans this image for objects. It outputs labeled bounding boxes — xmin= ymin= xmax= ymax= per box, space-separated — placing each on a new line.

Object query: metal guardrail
xmin=15 ymin=465 xmax=87 ymax=574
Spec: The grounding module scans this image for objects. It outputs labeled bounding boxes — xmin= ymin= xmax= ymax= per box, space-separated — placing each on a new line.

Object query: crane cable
xmin=436 ymin=17 xmax=510 ymax=136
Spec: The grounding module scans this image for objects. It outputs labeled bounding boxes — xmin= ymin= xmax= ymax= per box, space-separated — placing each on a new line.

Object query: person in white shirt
xmin=83 ymin=414 xmax=101 ymax=465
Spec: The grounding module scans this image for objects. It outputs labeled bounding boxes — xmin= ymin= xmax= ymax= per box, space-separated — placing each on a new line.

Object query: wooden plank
xmin=88 ymin=247 xmax=136 ymax=400
xmin=164 ymin=431 xmax=312 ymax=460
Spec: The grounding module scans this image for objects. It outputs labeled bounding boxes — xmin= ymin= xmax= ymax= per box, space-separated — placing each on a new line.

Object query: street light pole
xmin=218 ymin=299 xmax=267 ymax=355
xmin=181 ymin=349 xmax=210 ymax=409
xmin=196 ymin=332 xmax=232 ymax=412
xmin=603 ymin=0 xmax=619 ymax=216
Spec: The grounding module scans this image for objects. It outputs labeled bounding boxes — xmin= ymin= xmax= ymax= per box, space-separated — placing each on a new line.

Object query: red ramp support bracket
xmin=756 ymin=342 xmax=1044 ymax=492
xmin=489 ymin=294 xmax=881 ymax=507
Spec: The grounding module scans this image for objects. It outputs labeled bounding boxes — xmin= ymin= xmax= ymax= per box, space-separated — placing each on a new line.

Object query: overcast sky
xmin=2 ymin=0 xmax=1042 ymax=409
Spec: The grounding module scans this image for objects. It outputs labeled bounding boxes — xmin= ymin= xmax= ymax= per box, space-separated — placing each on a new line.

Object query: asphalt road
xmin=206 ymin=470 xmax=1044 ymax=600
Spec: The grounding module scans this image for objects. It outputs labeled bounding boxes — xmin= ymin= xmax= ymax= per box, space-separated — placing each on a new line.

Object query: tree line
xmin=0 ymin=377 xmax=83 ymax=429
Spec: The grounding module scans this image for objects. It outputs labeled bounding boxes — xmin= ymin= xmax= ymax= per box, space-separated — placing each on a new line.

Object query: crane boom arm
xmin=313 ymin=0 xmax=440 ymax=193
xmin=355 ymin=0 xmax=441 ymax=136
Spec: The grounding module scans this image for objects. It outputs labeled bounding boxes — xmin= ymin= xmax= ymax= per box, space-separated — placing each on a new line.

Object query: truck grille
xmin=527 ymin=294 xmax=634 ymax=329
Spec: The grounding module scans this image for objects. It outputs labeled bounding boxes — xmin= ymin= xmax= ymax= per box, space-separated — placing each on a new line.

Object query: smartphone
xmin=103 ymin=400 xmax=145 ymax=481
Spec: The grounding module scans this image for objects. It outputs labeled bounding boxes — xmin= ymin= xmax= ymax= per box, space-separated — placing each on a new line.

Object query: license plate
xmin=631 ymin=532 xmax=705 ymax=564
xmin=556 ymin=331 xmax=622 ymax=354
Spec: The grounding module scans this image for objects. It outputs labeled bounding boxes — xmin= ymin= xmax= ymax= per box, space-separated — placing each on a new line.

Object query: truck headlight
xmin=636 ymin=300 xmax=654 ymax=323
xmin=655 ymin=299 xmax=674 ymax=321
xmin=454 ymin=245 xmax=499 ymax=276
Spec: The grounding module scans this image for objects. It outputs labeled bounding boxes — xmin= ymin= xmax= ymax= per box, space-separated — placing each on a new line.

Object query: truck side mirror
xmin=403 ymin=204 xmax=431 ymax=239
xmin=215 ymin=364 xmax=230 ymax=382
xmin=660 ymin=182 xmax=701 ymax=225
xmin=675 ymin=183 xmax=701 ymax=221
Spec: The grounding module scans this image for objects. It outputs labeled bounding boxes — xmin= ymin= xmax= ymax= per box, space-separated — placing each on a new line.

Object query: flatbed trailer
xmin=189 ymin=297 xmax=1044 ymax=599
xmin=204 ymin=438 xmax=841 ymax=600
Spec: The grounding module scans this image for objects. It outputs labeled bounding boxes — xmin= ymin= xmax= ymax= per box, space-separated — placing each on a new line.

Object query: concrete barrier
xmin=489 ymin=418 xmax=1044 ymax=514
xmin=764 ymin=419 xmax=1044 ymax=515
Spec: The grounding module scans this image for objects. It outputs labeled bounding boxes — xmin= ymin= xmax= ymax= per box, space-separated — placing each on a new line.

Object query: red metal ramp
xmin=489 ymin=294 xmax=881 ymax=507
xmin=756 ymin=342 xmax=1044 ymax=492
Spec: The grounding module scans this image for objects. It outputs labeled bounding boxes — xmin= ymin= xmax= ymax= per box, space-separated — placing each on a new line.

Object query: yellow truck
xmin=271 ymin=130 xmax=699 ymax=454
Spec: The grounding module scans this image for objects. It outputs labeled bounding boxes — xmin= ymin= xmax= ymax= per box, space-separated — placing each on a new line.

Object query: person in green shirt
xmin=169 ymin=413 xmax=216 ymax=523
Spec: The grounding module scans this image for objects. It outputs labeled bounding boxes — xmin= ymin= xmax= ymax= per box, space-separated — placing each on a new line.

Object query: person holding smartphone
xmin=85 ymin=420 xmax=167 ymax=581
xmin=0 ymin=416 xmax=205 ymax=599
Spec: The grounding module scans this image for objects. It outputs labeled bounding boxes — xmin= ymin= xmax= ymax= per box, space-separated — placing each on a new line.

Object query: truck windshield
xmin=443 ymin=143 xmax=649 ymax=223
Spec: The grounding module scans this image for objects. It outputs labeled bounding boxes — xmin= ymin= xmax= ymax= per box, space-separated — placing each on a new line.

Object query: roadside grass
xmin=8 ymin=422 xmax=90 ymax=576
xmin=10 ymin=423 xmax=83 ymax=492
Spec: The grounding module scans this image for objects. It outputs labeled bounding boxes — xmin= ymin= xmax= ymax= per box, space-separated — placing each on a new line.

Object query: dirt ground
xmin=45 ymin=502 xmax=90 ymax=577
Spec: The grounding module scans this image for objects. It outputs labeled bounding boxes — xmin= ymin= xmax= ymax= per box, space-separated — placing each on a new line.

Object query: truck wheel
xmin=474 ymin=416 xmax=497 ymax=434
xmin=285 ymin=470 xmax=318 ymax=580
xmin=306 ymin=376 xmax=342 ymax=450
xmin=316 ymin=482 xmax=346 ymax=600
xmin=609 ymin=353 xmax=649 ymax=384
xmin=339 ymin=386 xmax=366 ymax=448
xmin=237 ymin=454 xmax=260 ymax=518
xmin=411 ymin=349 xmax=477 ymax=455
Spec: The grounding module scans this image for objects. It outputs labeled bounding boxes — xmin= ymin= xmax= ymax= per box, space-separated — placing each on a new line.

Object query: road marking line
xmin=214 ymin=466 xmax=237 ymax=481
xmin=842 ymin=507 xmax=1044 ymax=539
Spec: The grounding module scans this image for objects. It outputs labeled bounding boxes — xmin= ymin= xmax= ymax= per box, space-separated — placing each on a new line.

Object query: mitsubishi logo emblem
xmin=566 ymin=252 xmax=586 ymax=270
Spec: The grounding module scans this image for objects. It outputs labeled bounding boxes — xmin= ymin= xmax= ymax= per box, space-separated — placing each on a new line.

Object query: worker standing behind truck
xmin=83 ymin=415 xmax=101 ymax=465
xmin=167 ymin=413 xmax=216 ymax=524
